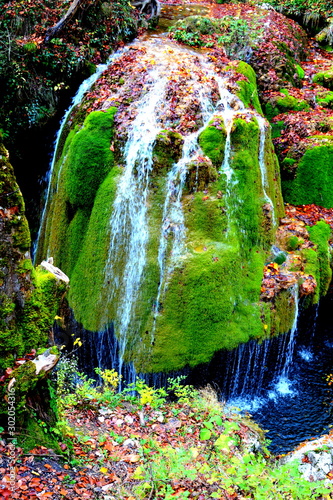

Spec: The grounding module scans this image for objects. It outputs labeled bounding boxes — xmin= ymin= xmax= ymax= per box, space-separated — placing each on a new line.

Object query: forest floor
xmin=1 ymin=385 xmax=333 ymax=500
xmin=2 ymin=1 xmax=333 ymax=498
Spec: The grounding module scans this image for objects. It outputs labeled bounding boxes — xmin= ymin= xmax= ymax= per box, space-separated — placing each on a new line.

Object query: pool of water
xmin=186 ymin=294 xmax=333 ymax=454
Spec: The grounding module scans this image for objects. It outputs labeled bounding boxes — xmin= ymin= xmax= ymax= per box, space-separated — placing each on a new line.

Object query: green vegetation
xmin=198 ymin=116 xmax=226 ymax=166
xmin=282 ymin=144 xmax=333 ymax=207
xmin=0 ymin=0 xmax=138 ymax=143
xmin=152 ymin=130 xmax=184 ymax=173
xmin=38 ymin=366 xmax=332 ymax=499
xmin=134 ymin=117 xmax=284 ymax=372
xmin=38 ymin=107 xmax=117 ymax=277
xmin=264 ymin=89 xmax=309 ymax=121
xmin=316 ymin=90 xmax=333 ymax=108
xmin=169 ymin=14 xmax=264 ymax=58
xmin=226 ymin=61 xmax=263 ymax=114
xmin=263 ymin=0 xmax=333 ymax=24
xmin=0 ymin=266 xmax=66 ymax=370
xmin=68 ymin=165 xmax=122 ymax=330
xmin=307 ymin=221 xmax=332 ymax=297
xmin=313 ymin=68 xmax=333 ymax=90
xmin=41 ymin=92 xmax=286 ymax=373
xmin=65 ymin=107 xmax=117 ymax=208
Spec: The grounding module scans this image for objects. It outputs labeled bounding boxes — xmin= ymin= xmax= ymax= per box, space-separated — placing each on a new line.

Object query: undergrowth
xmin=46 ymin=356 xmax=333 ymax=499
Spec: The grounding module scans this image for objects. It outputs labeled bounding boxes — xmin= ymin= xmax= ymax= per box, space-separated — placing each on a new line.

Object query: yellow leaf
xmin=100 ymin=467 xmax=108 ymax=474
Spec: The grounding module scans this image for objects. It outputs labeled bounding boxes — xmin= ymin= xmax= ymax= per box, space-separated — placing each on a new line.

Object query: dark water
xmin=65 ymin=292 xmax=333 ymax=455
xmin=247 ymin=297 xmax=333 ymax=454
xmin=185 ymin=293 xmax=333 ymax=454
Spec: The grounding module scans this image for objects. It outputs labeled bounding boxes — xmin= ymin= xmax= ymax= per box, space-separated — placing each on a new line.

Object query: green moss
xmin=227 ymin=61 xmax=263 ymax=114
xmin=282 ymin=144 xmax=333 ymax=207
xmin=152 ymin=130 xmax=184 ymax=172
xmin=286 ymin=235 xmax=302 ymax=251
xmin=295 ymin=64 xmax=305 ymax=79
xmin=307 ymin=221 xmax=332 ymax=297
xmin=313 ymin=69 xmax=333 ymax=90
xmin=0 ymin=267 xmax=65 ymax=371
xmin=133 ymin=117 xmax=282 ymax=372
xmin=43 ymin=97 xmax=286 ymax=373
xmin=264 ymin=90 xmax=309 ymax=121
xmin=301 ymin=248 xmax=320 ymax=303
xmin=271 ymin=120 xmax=286 ymax=138
xmin=12 ymin=215 xmax=31 ymax=250
xmin=38 ymin=108 xmax=118 ymax=274
xmin=19 ymin=417 xmax=61 ymax=453
xmin=19 ymin=268 xmax=67 ymax=352
xmin=136 ymin=240 xmax=266 ymax=372
xmin=199 ymin=116 xmax=226 ymax=167
xmin=185 ymin=157 xmax=218 ymax=193
xmin=68 ymin=166 xmax=122 ymax=330
xmin=65 ymin=107 xmax=117 ymax=208
xmin=269 ymin=289 xmax=297 ymax=336
xmin=317 ymin=91 xmax=333 ymax=108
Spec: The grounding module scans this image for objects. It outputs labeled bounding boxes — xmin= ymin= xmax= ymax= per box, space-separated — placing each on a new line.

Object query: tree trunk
xmin=44 ymin=0 xmax=90 ymax=43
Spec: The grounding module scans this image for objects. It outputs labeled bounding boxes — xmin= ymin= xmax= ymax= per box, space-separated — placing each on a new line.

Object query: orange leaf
xmin=103 ymin=441 xmax=113 ymax=451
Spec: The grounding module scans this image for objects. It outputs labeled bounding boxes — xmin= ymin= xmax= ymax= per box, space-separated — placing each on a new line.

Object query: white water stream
xmin=34 ymin=47 xmax=129 ymax=261
xmin=37 ymin=39 xmax=280 ymax=385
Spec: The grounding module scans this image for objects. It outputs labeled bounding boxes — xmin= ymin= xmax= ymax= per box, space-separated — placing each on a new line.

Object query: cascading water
xmin=34 ymin=47 xmax=129 ymax=262
xmin=99 ymin=46 xmax=279 ymax=379
xmin=37 ymin=39 xmax=281 ymax=385
xmin=257 ymin=115 xmax=277 ymax=226
xmin=102 ymin=73 xmax=168 ymax=384
xmin=219 ymin=284 xmax=300 ymax=402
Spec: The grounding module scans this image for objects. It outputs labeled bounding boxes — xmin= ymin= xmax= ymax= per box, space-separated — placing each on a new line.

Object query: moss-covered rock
xmin=39 ymin=47 xmax=287 ymax=374
xmin=185 ymin=156 xmax=218 ymax=192
xmin=226 ymin=61 xmax=263 ymax=114
xmin=316 ymin=90 xmax=333 ymax=108
xmin=65 ymin=107 xmax=117 ymax=209
xmin=152 ymin=130 xmax=184 ymax=173
xmin=282 ymin=144 xmax=333 ymax=207
xmin=307 ymin=221 xmax=332 ymax=297
xmin=37 ymin=107 xmax=117 ymax=275
xmin=313 ymin=68 xmax=333 ymax=90
xmin=199 ymin=116 xmax=226 ymax=167
xmin=263 ymin=89 xmax=310 ymax=121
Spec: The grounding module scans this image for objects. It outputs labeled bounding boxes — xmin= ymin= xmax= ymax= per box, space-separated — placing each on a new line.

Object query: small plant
xmin=95 ymin=367 xmax=122 ymax=391
xmin=127 ymin=378 xmax=168 ymax=409
xmin=167 ymin=375 xmax=198 ymax=404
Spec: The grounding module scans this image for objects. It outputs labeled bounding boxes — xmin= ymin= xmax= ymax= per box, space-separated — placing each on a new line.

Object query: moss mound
xmin=282 ymin=144 xmax=333 ymax=208
xmin=65 ymin=108 xmax=117 ymax=208
xmin=313 ymin=68 xmax=333 ymax=91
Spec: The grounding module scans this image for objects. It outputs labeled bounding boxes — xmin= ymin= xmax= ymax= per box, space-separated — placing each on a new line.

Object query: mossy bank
xmin=37 ymin=41 xmax=291 ymax=374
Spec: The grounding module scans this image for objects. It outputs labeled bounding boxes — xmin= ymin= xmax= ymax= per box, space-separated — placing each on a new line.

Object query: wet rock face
xmin=38 ymin=37 xmax=286 ymax=373
xmin=0 ymin=142 xmax=33 ymax=332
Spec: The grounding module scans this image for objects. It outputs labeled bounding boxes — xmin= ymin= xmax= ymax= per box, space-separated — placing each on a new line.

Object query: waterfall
xmin=223 ymin=285 xmax=300 ymax=402
xmin=38 ymin=40 xmax=279 ymax=386
xmin=102 ymin=72 xmax=168 ymax=384
xmin=34 ymin=47 xmax=128 ymax=261
xmin=257 ymin=114 xmax=276 ymax=226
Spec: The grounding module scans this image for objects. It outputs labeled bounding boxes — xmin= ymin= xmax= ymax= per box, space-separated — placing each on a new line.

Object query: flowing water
xmin=179 ymin=293 xmax=333 ymax=454
xmin=34 ymin=47 xmax=129 ymax=262
xmin=38 ymin=23 xmax=331 ymax=454
xmin=96 ymin=39 xmax=277 ymax=380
